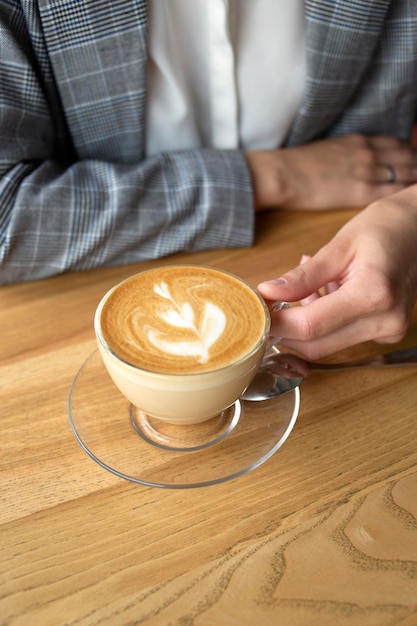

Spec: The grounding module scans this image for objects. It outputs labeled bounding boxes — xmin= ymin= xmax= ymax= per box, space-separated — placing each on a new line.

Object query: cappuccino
xmin=99 ymin=265 xmax=266 ymax=374
xmin=95 ymin=266 xmax=270 ymax=423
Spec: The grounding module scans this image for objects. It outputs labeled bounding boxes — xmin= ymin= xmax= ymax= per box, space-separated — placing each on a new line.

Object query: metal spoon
xmin=241 ymin=347 xmax=417 ymax=401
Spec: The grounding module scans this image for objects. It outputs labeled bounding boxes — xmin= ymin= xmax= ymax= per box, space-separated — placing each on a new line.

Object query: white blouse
xmin=145 ymin=0 xmax=306 ymax=156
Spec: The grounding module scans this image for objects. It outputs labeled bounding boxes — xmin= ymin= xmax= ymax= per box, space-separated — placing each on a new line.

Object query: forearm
xmin=0 ymin=149 xmax=254 ymax=285
xmin=0 ymin=4 xmax=255 ymax=284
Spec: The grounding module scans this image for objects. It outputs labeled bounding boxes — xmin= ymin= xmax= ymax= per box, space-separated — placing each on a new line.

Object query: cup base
xmin=130 ymin=403 xmax=241 ymax=452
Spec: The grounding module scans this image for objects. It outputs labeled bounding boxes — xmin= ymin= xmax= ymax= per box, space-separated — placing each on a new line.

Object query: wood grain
xmin=1 ymin=208 xmax=417 ymax=625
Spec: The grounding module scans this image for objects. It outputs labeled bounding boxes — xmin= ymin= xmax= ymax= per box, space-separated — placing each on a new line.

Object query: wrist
xmin=244 ymin=150 xmax=295 ymax=211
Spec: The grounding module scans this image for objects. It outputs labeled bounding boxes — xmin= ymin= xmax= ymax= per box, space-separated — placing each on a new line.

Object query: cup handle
xmin=266 ymin=301 xmax=290 ymax=351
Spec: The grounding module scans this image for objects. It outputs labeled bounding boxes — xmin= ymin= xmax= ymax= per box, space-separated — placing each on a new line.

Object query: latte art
xmin=99 ymin=266 xmax=267 ymax=374
xmin=146 ymin=281 xmax=226 ymax=363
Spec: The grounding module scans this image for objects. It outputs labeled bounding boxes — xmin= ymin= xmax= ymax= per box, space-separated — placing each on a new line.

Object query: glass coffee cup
xmin=94 ymin=265 xmax=271 ymax=425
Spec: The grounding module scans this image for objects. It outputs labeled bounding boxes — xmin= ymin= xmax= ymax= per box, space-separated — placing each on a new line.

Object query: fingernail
xmin=260 ymin=277 xmax=287 ymax=286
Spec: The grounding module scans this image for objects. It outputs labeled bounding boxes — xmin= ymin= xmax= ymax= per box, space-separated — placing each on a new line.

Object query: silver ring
xmin=386 ymin=164 xmax=396 ymax=184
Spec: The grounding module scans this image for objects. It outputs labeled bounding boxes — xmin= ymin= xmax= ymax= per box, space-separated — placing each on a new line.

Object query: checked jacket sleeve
xmin=0 ymin=1 xmax=254 ymax=285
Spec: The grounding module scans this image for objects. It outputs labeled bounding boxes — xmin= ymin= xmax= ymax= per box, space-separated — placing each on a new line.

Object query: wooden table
xmin=2 ymin=208 xmax=417 ymax=626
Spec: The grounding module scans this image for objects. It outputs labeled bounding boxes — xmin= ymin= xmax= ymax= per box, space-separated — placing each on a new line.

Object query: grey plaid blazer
xmin=1 ymin=0 xmax=417 ymax=284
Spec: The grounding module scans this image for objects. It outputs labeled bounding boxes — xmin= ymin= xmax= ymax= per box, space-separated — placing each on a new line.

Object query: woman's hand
xmin=245 ymin=134 xmax=417 ymax=211
xmin=257 ymin=186 xmax=417 ymax=359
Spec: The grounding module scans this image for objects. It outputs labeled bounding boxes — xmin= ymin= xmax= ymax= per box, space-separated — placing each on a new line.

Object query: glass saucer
xmin=68 ymin=351 xmax=300 ymax=489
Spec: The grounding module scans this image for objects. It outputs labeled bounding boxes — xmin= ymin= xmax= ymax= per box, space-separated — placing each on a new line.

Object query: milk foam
xmin=99 ymin=266 xmax=267 ymax=374
xmin=146 ymin=282 xmax=226 ymax=362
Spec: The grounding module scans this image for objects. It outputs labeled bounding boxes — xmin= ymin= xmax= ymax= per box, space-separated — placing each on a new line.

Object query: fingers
xmin=263 ymin=288 xmax=408 ymax=360
xmin=277 ymin=317 xmax=406 ymax=360
xmin=365 ymin=135 xmax=405 ymax=148
xmin=258 ymin=246 xmax=344 ymax=304
xmin=373 ymin=163 xmax=417 ymax=186
xmin=298 ymin=254 xmax=320 ymax=305
xmin=267 ymin=288 xmax=364 ymax=344
xmin=262 ymin=259 xmax=404 ymax=344
xmin=257 ymin=252 xmax=407 ymax=360
xmin=275 ymin=294 xmax=408 ymax=359
xmin=259 ymin=267 xmax=410 ymax=360
xmin=296 ymin=254 xmax=339 ymax=305
xmin=257 ymin=185 xmax=417 ymax=359
xmin=357 ymin=135 xmax=417 ymax=185
xmin=366 ymin=134 xmax=417 ymax=158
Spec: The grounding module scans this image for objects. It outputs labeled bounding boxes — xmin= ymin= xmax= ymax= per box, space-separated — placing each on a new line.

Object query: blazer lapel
xmin=36 ymin=0 xmax=416 ymax=157
xmin=286 ymin=0 xmax=395 ymax=145
xmin=37 ymin=0 xmax=149 ymax=162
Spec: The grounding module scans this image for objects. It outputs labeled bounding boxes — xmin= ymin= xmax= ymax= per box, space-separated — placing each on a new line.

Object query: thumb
xmin=257 ymin=254 xmax=334 ymax=303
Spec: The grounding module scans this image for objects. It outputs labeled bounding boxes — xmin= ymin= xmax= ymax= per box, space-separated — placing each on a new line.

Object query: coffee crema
xmin=99 ymin=266 xmax=267 ymax=374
